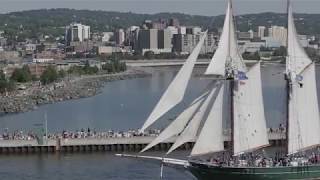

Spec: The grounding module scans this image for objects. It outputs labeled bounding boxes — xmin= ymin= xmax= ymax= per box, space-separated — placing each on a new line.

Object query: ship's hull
xmin=188 ymin=162 xmax=320 ymax=180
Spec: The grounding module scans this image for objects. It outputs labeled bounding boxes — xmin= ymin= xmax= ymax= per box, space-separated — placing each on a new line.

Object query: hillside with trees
xmin=0 ymin=9 xmax=319 ymax=43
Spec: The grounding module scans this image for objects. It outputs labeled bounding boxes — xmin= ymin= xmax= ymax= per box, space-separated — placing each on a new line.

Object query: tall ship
xmin=118 ymin=0 xmax=320 ymax=179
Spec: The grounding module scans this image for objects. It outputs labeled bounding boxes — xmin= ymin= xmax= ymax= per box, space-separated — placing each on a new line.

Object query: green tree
xmin=58 ymin=69 xmax=66 ymax=78
xmin=68 ymin=66 xmax=84 ymax=75
xmin=83 ymin=61 xmax=99 ymax=75
xmin=10 ymin=65 xmax=33 ymax=83
xmin=0 ymin=69 xmax=5 ymax=81
xmin=243 ymin=51 xmax=261 ymax=60
xmin=0 ymin=70 xmax=15 ymax=93
xmin=40 ymin=66 xmax=58 ymax=85
xmin=144 ymin=51 xmax=155 ymax=59
xmin=102 ymin=59 xmax=127 ymax=74
xmin=273 ymin=46 xmax=287 ymax=57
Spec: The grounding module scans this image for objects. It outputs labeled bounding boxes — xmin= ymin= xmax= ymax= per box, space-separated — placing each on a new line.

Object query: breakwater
xmin=0 ymin=69 xmax=150 ymax=114
xmin=0 ymin=132 xmax=285 ymax=154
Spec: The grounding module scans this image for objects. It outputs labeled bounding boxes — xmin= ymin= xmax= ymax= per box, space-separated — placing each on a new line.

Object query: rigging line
xmin=180 ymin=80 xmax=216 ymax=110
xmin=230 ymin=0 xmax=246 ymax=68
xmin=297 ymin=62 xmax=314 ymax=76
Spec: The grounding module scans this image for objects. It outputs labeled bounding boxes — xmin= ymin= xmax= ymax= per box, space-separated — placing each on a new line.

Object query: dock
xmin=0 ymin=132 xmax=285 ymax=154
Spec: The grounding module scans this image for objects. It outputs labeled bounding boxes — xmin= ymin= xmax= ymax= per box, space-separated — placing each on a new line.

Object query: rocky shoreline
xmin=0 ymin=69 xmax=151 ymax=114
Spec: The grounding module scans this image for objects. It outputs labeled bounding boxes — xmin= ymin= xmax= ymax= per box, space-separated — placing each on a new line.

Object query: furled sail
xmin=166 ymin=81 xmax=219 ymax=155
xmin=191 ymin=82 xmax=225 ymax=156
xmin=205 ymin=0 xmax=246 ymax=76
xmin=140 ymin=32 xmax=208 ymax=132
xmin=287 ymin=63 xmax=320 ymax=154
xmin=233 ymin=63 xmax=269 ymax=155
xmin=140 ymin=91 xmax=209 ymax=153
xmin=286 ymin=1 xmax=320 ymax=155
xmin=286 ymin=2 xmax=311 ymax=77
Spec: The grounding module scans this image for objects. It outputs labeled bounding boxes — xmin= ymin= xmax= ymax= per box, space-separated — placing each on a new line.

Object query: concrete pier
xmin=0 ymin=132 xmax=285 ymax=154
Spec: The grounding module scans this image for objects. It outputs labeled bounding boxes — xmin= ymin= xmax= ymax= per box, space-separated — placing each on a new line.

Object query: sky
xmin=0 ymin=0 xmax=319 ymax=16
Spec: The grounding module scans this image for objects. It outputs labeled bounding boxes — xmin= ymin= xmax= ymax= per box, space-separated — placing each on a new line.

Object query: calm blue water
xmin=0 ymin=65 xmax=290 ymax=133
xmin=0 ymin=67 xmax=211 ymax=133
xmin=0 ymin=64 xmax=317 ymax=180
xmin=0 ymin=152 xmax=195 ymax=180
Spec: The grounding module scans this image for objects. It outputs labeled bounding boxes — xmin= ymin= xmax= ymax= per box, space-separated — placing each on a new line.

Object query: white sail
xmin=286 ymin=1 xmax=320 ymax=155
xmin=286 ymin=2 xmax=311 ymax=76
xmin=166 ymin=82 xmax=219 ymax=155
xmin=191 ymin=82 xmax=225 ymax=156
xmin=140 ymin=32 xmax=208 ymax=132
xmin=205 ymin=0 xmax=246 ymax=76
xmin=287 ymin=63 xmax=320 ymax=154
xmin=140 ymin=91 xmax=209 ymax=153
xmin=233 ymin=63 xmax=269 ymax=155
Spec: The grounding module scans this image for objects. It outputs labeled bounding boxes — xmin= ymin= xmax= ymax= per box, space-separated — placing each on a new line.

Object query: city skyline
xmin=0 ymin=0 xmax=319 ymax=16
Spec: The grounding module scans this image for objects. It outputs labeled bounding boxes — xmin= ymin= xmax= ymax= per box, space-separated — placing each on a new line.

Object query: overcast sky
xmin=0 ymin=0 xmax=319 ymax=16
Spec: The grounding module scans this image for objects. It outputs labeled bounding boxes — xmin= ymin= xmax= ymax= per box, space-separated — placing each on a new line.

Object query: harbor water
xmin=0 ymin=64 xmax=316 ymax=179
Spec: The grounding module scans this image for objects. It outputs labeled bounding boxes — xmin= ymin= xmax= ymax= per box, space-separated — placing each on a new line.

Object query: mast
xmin=285 ymin=0 xmax=290 ymax=155
xmin=229 ymin=0 xmax=235 ymax=155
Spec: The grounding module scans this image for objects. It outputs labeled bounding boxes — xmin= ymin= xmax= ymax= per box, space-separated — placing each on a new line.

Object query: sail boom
xmin=190 ymin=150 xmax=226 ymax=158
xmin=234 ymin=144 xmax=271 ymax=156
xmin=288 ymin=144 xmax=320 ymax=156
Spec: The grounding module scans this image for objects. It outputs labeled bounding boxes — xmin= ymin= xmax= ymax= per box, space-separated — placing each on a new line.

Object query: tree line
xmin=1 ymin=9 xmax=320 ymax=44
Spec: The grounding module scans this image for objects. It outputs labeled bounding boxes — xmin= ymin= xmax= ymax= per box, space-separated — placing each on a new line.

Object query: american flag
xmin=237 ymin=71 xmax=248 ymax=80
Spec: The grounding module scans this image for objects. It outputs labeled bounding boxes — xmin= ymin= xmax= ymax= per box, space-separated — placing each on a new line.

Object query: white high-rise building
xmin=268 ymin=26 xmax=287 ymax=46
xmin=258 ymin=26 xmax=266 ymax=38
xmin=178 ymin=26 xmax=187 ymax=35
xmin=166 ymin=26 xmax=178 ymax=38
xmin=115 ymin=29 xmax=125 ymax=46
xmin=248 ymin=29 xmax=254 ymax=39
xmin=65 ymin=23 xmax=91 ymax=44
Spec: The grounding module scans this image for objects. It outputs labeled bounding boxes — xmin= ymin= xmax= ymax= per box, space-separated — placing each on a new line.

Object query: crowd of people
xmin=0 ymin=128 xmax=161 ymax=141
xmin=0 ymin=125 xmax=286 ymax=141
xmin=208 ymin=152 xmax=320 ymax=168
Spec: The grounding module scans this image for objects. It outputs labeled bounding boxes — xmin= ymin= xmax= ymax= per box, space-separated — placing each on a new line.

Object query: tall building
xmin=137 ymin=29 xmax=158 ymax=51
xmin=186 ymin=27 xmax=202 ymax=35
xmin=178 ymin=26 xmax=187 ymax=35
xmin=115 ymin=29 xmax=125 ymax=46
xmin=268 ymin=26 xmax=287 ymax=46
xmin=125 ymin=26 xmax=140 ymax=48
xmin=136 ymin=29 xmax=174 ymax=55
xmin=166 ymin=26 xmax=179 ymax=38
xmin=173 ymin=32 xmax=215 ymax=54
xmin=142 ymin=20 xmax=153 ymax=30
xmin=258 ymin=26 xmax=266 ymax=38
xmin=248 ymin=30 xmax=254 ymax=39
xmin=169 ymin=18 xmax=180 ymax=27
xmin=237 ymin=31 xmax=252 ymax=40
xmin=158 ymin=29 xmax=172 ymax=50
xmin=65 ymin=23 xmax=90 ymax=45
xmin=152 ymin=19 xmax=167 ymax=30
